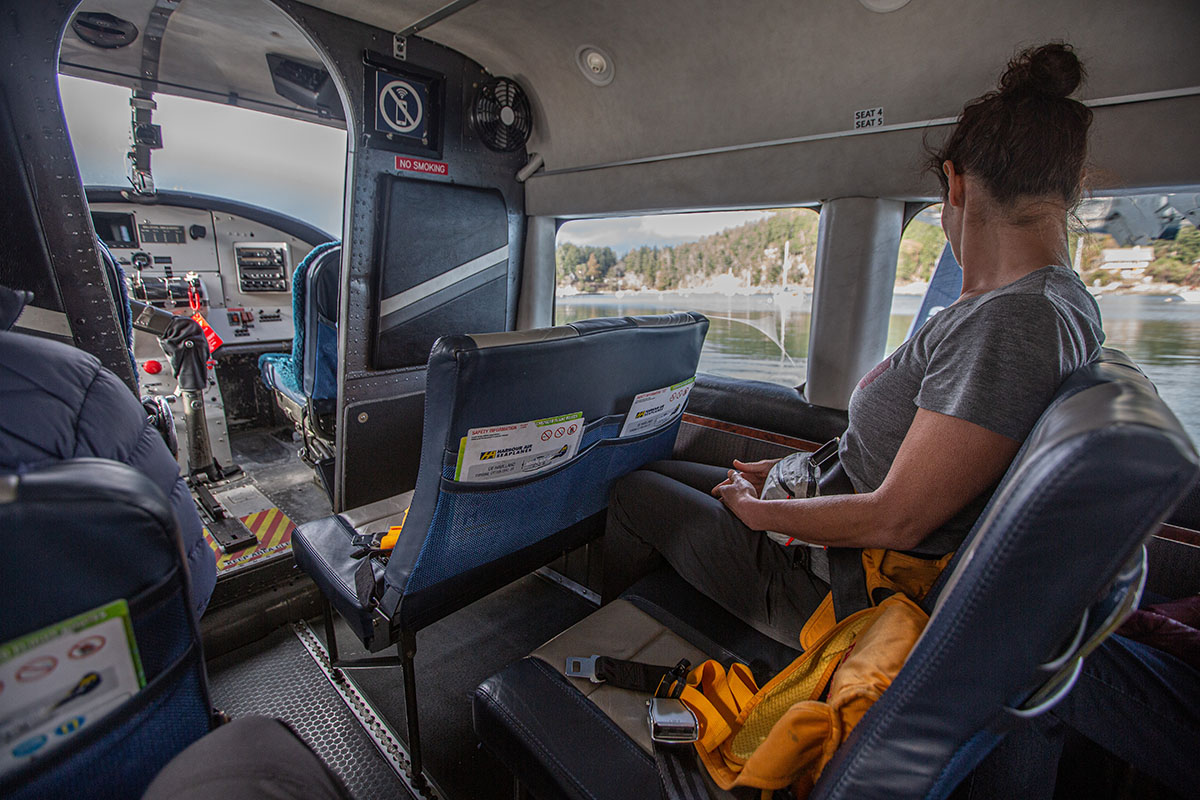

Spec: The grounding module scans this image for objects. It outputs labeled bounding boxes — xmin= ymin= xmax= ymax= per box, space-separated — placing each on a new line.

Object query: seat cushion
xmin=292 ymin=515 xmax=384 ymax=647
xmin=473 ymin=568 xmax=800 ymax=799
xmin=259 ymin=352 xmax=304 ymax=405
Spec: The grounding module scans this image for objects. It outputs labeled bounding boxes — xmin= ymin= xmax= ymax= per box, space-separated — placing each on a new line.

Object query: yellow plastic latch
xmin=379 ymin=508 xmax=409 ymax=550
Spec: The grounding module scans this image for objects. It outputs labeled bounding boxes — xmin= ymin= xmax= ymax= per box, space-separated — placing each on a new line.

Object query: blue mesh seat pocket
xmin=0 ymin=561 xmax=209 ymax=800
xmin=405 ymin=419 xmax=683 ymax=594
xmin=0 ymin=647 xmax=208 ymax=800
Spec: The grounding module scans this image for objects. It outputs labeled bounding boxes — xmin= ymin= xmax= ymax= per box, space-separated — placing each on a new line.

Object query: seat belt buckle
xmin=647 ymin=697 xmax=699 ymax=744
xmin=564 ymin=655 xmax=603 ymax=683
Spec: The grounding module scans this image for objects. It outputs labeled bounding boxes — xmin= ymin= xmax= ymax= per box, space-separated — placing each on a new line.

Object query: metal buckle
xmin=565 ymin=655 xmax=603 ymax=683
xmin=647 ymin=697 xmax=699 ymax=744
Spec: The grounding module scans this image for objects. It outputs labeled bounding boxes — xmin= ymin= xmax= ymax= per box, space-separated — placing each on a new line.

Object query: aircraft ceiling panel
xmin=301 ymin=0 xmax=1200 ymax=174
xmin=60 ymin=0 xmax=345 ymax=127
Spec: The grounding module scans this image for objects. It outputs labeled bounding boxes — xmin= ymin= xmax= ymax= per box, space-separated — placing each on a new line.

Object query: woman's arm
xmin=713 ymin=408 xmax=1021 ymax=550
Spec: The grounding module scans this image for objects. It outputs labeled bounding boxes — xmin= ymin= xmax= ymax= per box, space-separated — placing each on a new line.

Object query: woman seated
xmin=604 ymin=43 xmax=1105 ymax=641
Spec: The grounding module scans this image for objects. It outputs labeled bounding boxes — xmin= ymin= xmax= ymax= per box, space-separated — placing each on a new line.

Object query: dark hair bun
xmin=998 ymin=43 xmax=1084 ymax=98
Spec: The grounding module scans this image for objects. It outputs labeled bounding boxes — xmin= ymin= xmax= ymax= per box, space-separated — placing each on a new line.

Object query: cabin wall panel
xmin=0 ymin=0 xmax=137 ymax=389
xmin=806 ymin=198 xmax=902 ymax=410
xmin=524 ymin=96 xmax=1200 ymax=216
xmin=305 ymin=0 xmax=1200 ymax=187
xmin=273 ymin=0 xmax=528 ymax=511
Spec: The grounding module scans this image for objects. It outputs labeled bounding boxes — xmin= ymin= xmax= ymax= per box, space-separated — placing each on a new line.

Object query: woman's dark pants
xmin=603 ymin=460 xmax=829 ymax=643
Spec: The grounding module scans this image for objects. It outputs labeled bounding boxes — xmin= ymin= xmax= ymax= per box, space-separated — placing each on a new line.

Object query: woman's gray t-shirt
xmin=838 ymin=264 xmax=1105 ymax=551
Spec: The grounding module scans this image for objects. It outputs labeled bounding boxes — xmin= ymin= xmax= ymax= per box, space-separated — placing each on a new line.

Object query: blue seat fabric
xmin=96 ymin=241 xmax=137 ymax=381
xmin=471 ymin=349 xmax=1200 ymax=800
xmin=303 ymin=245 xmax=340 ymax=405
xmin=259 ymin=241 xmax=340 ymax=408
xmin=0 ymin=460 xmax=212 ymax=800
xmin=292 ymin=313 xmax=709 ymax=649
xmin=816 ymin=351 xmax=1196 ymax=800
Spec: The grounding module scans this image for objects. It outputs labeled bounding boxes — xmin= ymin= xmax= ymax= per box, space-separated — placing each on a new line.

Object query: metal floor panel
xmin=208 ymin=627 xmax=415 ymax=800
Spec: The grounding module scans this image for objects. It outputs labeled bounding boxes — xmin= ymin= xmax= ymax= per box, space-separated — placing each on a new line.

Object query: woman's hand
xmin=711 ymin=457 xmax=778 ymax=497
xmin=712 ymin=470 xmax=762 ymax=528
xmin=731 ymin=458 xmax=777 ymax=495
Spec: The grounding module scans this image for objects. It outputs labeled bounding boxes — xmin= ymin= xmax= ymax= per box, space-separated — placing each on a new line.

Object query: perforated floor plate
xmin=207 ymin=627 xmax=415 ymax=800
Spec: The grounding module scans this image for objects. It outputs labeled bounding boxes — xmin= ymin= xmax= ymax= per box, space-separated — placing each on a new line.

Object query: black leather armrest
xmin=473 ymin=657 xmax=658 ymax=800
xmin=689 ymin=374 xmax=848 ymax=443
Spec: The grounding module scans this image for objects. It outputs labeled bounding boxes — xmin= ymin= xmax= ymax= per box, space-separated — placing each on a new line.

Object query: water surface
xmin=557 ymin=292 xmax=1200 ymax=443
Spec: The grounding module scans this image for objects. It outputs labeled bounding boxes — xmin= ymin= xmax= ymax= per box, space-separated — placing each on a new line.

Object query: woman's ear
xmin=943 ymin=160 xmax=966 ymax=208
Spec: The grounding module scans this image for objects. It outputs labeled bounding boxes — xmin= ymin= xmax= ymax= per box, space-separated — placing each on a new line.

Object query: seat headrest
xmin=307 ymin=245 xmax=341 ymax=324
xmin=0 ymin=459 xmax=181 ymax=642
xmin=458 ymin=311 xmax=707 ymax=352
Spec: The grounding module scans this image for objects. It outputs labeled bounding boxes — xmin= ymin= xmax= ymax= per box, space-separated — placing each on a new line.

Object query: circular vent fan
xmin=471 ymin=77 xmax=532 ymax=153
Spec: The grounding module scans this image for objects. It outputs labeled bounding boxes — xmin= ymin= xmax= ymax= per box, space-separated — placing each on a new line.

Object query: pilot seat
xmin=259 ymin=241 xmax=341 ymax=472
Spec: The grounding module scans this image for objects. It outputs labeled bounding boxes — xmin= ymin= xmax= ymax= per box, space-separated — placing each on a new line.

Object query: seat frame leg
xmin=321 ymin=595 xmax=340 ymax=664
xmin=400 ymin=628 xmax=425 ymax=785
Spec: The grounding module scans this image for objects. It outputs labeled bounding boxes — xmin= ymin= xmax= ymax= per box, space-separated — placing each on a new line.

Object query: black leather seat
xmin=291 ymin=312 xmax=710 ymax=776
xmin=472 ymin=349 xmax=1199 ymax=800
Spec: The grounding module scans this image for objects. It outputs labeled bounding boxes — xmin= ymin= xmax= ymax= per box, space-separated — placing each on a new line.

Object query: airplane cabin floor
xmin=209 ymin=426 xmax=599 ymax=799
xmin=207 ymin=573 xmax=595 ymax=799
xmin=228 ymin=427 xmax=333 ymax=528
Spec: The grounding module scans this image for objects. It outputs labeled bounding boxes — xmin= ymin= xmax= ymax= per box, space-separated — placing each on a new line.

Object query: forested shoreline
xmin=556 ymin=209 xmax=1200 ymax=294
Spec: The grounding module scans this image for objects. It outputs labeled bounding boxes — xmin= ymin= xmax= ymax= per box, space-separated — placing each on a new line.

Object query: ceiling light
xmin=858 ymin=0 xmax=912 ymax=12
xmin=576 ymin=46 xmax=614 ymax=87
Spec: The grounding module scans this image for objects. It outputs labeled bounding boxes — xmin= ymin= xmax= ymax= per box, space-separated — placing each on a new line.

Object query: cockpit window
xmin=556 ymin=208 xmax=820 ymax=387
xmin=58 ymin=75 xmax=346 ymax=236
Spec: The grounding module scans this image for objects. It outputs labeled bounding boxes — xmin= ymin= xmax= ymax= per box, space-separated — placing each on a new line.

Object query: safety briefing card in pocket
xmin=456 ymin=412 xmax=584 ymax=483
xmin=619 ymin=376 xmax=696 ymax=438
xmin=0 ymin=599 xmax=145 ymax=775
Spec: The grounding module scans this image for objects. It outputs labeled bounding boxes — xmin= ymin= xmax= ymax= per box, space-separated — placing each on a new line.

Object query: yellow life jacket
xmin=678 ymin=547 xmax=952 ymax=797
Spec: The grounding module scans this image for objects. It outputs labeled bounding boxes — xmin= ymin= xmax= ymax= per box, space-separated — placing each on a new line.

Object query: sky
xmin=59 ymin=75 xmax=348 ymax=236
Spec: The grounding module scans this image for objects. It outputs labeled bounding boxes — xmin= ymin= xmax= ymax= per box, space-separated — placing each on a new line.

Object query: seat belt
xmin=813 ymin=458 xmax=872 ymax=622
xmin=565 ymin=655 xmax=688 ymax=695
xmin=654 ymin=742 xmax=713 ymax=800
xmin=566 ymin=656 xmax=714 ymax=799
xmin=828 ymin=547 xmax=870 ymax=621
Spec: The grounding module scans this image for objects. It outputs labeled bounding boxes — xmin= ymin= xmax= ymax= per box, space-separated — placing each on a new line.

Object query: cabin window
xmin=58 ymin=75 xmax=347 ymax=236
xmin=1068 ymin=193 xmax=1200 ymax=443
xmin=888 ymin=204 xmax=949 ymax=353
xmin=555 ymin=208 xmax=821 ymax=388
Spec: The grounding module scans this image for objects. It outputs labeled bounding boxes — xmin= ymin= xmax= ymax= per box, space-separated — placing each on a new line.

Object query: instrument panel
xmin=90 ymin=201 xmax=317 ymax=345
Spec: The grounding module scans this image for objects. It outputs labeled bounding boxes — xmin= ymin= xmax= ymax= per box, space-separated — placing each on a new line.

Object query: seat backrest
xmin=96 ymin=241 xmax=136 ymax=378
xmin=261 ymin=240 xmax=340 ymax=400
xmin=812 ymin=349 xmax=1199 ymax=800
xmin=302 ymin=243 xmax=341 ymax=403
xmin=0 ymin=460 xmax=211 ymax=800
xmin=379 ymin=313 xmax=709 ymax=630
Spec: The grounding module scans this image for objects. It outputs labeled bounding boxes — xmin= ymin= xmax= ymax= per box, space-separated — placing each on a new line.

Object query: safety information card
xmin=456 ymin=412 xmax=584 ymax=483
xmin=619 ymin=376 xmax=696 ymax=438
xmin=0 ymin=599 xmax=145 ymax=775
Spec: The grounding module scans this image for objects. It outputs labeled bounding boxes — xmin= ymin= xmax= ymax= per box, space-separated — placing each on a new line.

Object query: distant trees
xmin=556 ymin=209 xmax=821 ymax=292
xmin=1149 ymin=223 xmax=1200 ymax=286
xmin=896 ymin=219 xmax=945 ymax=283
xmin=555 ymin=210 xmax=1200 ymax=293
xmin=555 ymin=244 xmax=618 ymax=292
